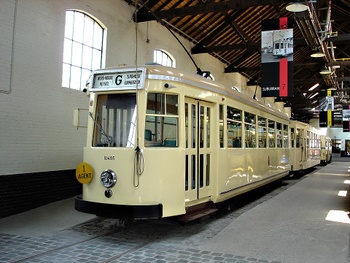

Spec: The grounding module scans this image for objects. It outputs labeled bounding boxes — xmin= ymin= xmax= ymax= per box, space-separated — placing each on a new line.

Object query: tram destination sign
xmin=92 ymin=69 xmax=146 ymax=91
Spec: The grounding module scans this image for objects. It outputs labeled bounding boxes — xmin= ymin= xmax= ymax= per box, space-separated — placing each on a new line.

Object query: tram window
xmin=219 ymin=105 xmax=224 ymax=148
xmin=92 ymin=94 xmax=136 ymax=147
xmin=199 ymin=106 xmax=211 ymax=148
xmin=258 ymin=116 xmax=267 ymax=148
xmin=244 ymin=112 xmax=256 ymax=148
xmin=296 ymin=129 xmax=301 ymax=148
xmin=268 ymin=120 xmax=275 ymax=148
xmin=276 ymin=123 xmax=282 ymax=148
xmin=307 ymin=131 xmax=310 ymax=148
xmin=291 ymin=128 xmax=295 ymax=148
xmin=147 ymin=93 xmax=165 ymax=114
xmin=283 ymin=124 xmax=288 ymax=148
xmin=206 ymin=107 xmax=210 ymax=148
xmin=191 ymin=104 xmax=196 ymax=148
xmin=145 ymin=93 xmax=179 ymax=147
xmin=227 ymin=106 xmax=242 ymax=148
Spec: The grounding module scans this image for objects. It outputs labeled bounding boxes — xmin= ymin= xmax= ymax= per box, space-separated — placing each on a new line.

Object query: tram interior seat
xmin=145 ymin=129 xmax=152 ymax=141
xmin=164 ymin=138 xmax=177 ymax=147
xmin=145 ymin=129 xmax=177 ymax=147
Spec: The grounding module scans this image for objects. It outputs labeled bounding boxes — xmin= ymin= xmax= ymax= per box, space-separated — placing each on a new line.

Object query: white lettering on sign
xmin=92 ymin=69 xmax=145 ymax=90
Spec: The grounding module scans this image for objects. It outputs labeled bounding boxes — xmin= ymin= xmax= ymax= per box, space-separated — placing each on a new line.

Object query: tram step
xmin=177 ymin=202 xmax=218 ymax=222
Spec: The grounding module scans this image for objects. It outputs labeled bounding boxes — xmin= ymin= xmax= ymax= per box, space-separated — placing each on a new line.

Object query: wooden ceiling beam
xmin=135 ymin=0 xmax=290 ymax=22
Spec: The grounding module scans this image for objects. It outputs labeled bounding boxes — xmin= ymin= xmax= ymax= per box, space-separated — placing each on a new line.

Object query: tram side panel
xmin=214 ymin=98 xmax=290 ymax=203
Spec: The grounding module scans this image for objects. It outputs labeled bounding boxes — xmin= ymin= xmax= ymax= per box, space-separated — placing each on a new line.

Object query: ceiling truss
xmin=127 ymin=0 xmax=350 ymax=122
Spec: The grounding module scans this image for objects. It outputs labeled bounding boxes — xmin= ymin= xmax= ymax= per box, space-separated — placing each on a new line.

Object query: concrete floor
xmin=200 ymin=160 xmax=350 ymax=263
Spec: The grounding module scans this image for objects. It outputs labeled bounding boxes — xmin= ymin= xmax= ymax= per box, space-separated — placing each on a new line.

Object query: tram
xmin=320 ymin=135 xmax=332 ymax=165
xmin=273 ymin=37 xmax=293 ymax=57
xmin=289 ymin=120 xmax=321 ymax=173
xmin=74 ymin=65 xmax=296 ymax=221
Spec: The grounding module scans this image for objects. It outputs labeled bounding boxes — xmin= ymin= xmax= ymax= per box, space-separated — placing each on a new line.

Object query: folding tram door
xmin=184 ymin=97 xmax=213 ymax=203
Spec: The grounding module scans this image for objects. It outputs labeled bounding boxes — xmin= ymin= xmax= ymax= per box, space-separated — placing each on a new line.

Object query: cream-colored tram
xmin=74 ymin=65 xmax=291 ymax=221
xmin=320 ymin=135 xmax=332 ymax=165
xmin=289 ymin=120 xmax=321 ymax=173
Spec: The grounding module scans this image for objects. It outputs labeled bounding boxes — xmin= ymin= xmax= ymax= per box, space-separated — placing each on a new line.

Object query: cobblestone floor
xmin=0 ymin=179 xmax=300 ymax=263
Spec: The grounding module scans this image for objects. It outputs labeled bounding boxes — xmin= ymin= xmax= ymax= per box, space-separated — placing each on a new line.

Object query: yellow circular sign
xmin=76 ymin=162 xmax=93 ymax=184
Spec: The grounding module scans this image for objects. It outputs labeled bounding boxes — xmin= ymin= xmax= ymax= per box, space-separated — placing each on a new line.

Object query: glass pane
xmin=64 ymin=11 xmax=73 ymax=39
xmin=73 ymin=12 xmax=84 ymax=43
xmin=199 ymin=154 xmax=204 ymax=188
xmin=258 ymin=126 xmax=267 ymax=148
xmin=93 ymin=23 xmax=103 ymax=49
xmin=93 ymin=94 xmax=137 ymax=147
xmin=166 ymin=94 xmax=178 ymax=115
xmin=72 ymin=42 xmax=82 ymax=66
xmin=83 ymin=16 xmax=94 ymax=47
xmin=81 ymin=69 xmax=91 ymax=90
xmin=62 ymin=63 xmax=70 ymax=88
xmin=206 ymin=154 xmax=210 ymax=186
xmin=185 ymin=155 xmax=188 ymax=191
xmin=219 ymin=105 xmax=224 ymax=148
xmin=284 ymin=125 xmax=289 ymax=148
xmin=163 ymin=117 xmax=178 ymax=147
xmin=92 ymin=49 xmax=101 ymax=70
xmin=147 ymin=93 xmax=164 ymax=114
xmin=268 ymin=120 xmax=275 ymax=147
xmin=228 ymin=120 xmax=242 ymax=148
xmin=63 ymin=39 xmax=72 ymax=64
xmin=258 ymin=116 xmax=266 ymax=148
xmin=191 ymin=154 xmax=196 ymax=189
xmin=245 ymin=123 xmax=256 ymax=148
xmin=200 ymin=106 xmax=204 ymax=148
xmin=70 ymin=66 xmax=81 ymax=90
xmin=245 ymin=112 xmax=256 ymax=124
xmin=276 ymin=122 xmax=282 ymax=148
xmin=82 ymin=45 xmax=92 ymax=69
xmin=227 ymin=107 xmax=242 ymax=121
xmin=207 ymin=107 xmax=210 ymax=148
xmin=291 ymin=128 xmax=295 ymax=147
xmin=191 ymin=104 xmax=196 ymax=148
xmin=296 ymin=129 xmax=301 ymax=148
xmin=185 ymin=103 xmax=188 ymax=148
xmin=145 ymin=116 xmax=178 ymax=147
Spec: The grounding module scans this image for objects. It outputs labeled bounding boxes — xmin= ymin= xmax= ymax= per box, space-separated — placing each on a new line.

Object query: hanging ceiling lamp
xmin=286 ymin=2 xmax=308 ymax=12
xmin=320 ymin=66 xmax=331 ymax=75
xmin=311 ymin=51 xmax=325 ymax=58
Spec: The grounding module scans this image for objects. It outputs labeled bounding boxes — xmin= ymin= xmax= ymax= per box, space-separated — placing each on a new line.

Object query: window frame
xmin=153 ymin=49 xmax=176 ymax=68
xmin=145 ymin=92 xmax=179 ymax=147
xmin=62 ymin=10 xmax=106 ymax=91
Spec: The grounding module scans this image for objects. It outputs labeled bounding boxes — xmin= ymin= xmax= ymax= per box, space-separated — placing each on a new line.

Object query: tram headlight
xmin=100 ymin=169 xmax=117 ymax=188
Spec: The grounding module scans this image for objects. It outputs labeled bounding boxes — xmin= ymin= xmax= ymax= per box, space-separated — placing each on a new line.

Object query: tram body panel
xmin=214 ymin=148 xmax=289 ymax=203
xmin=80 ymin=150 xmax=186 ymax=217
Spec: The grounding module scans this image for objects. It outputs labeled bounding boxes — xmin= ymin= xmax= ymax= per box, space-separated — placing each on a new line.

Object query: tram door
xmin=185 ymin=97 xmax=212 ymax=202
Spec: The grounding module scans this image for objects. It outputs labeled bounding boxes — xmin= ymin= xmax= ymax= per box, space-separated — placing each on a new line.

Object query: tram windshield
xmin=92 ymin=93 xmax=136 ymax=147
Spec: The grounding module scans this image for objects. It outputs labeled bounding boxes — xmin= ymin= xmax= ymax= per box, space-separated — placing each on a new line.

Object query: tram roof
xmin=147 ymin=65 xmax=290 ymax=120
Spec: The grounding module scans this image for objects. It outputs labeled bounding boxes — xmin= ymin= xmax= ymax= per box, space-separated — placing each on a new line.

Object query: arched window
xmin=62 ymin=10 xmax=106 ymax=90
xmin=154 ymin=49 xmax=176 ymax=67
